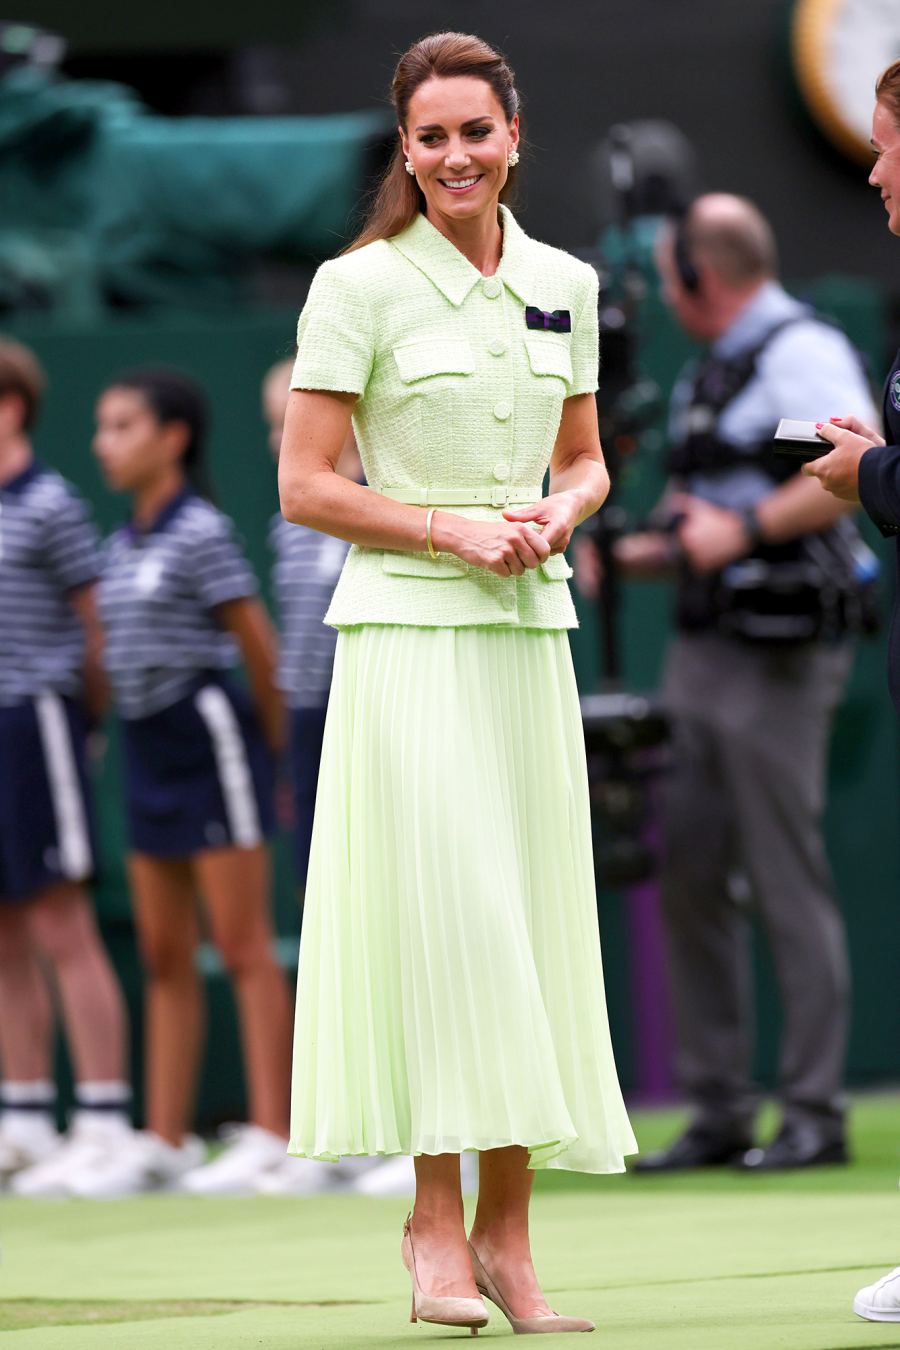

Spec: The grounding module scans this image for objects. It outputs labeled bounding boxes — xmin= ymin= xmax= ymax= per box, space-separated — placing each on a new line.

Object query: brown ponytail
xmin=876 ymin=59 xmax=900 ymax=130
xmin=345 ymin=31 xmax=521 ymax=253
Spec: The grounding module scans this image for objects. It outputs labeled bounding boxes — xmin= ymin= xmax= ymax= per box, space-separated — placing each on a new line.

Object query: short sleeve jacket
xmin=290 ymin=205 xmax=599 ymax=630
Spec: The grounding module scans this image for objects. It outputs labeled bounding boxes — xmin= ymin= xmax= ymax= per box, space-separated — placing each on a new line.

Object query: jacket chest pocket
xmin=392 ymin=336 xmax=475 ymax=387
xmin=524 ymin=336 xmax=572 ymax=391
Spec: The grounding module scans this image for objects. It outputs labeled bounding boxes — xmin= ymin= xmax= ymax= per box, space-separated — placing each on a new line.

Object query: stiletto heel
xmin=401 ymin=1214 xmax=489 ymax=1334
xmin=467 ymin=1241 xmax=596 ymax=1334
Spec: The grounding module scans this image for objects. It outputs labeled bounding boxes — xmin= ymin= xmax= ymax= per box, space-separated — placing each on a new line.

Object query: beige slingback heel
xmin=468 ymin=1241 xmax=596 ymax=1334
xmin=401 ymin=1215 xmax=489 ymax=1335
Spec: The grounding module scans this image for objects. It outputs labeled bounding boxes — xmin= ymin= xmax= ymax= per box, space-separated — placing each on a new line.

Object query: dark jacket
xmin=858 ymin=349 xmax=900 ymax=711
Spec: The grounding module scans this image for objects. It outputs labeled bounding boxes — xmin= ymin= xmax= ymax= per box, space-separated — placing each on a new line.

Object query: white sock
xmin=1 ymin=1080 xmax=55 ymax=1106
xmin=74 ymin=1081 xmax=132 ymax=1130
xmin=0 ymin=1082 xmax=57 ymax=1140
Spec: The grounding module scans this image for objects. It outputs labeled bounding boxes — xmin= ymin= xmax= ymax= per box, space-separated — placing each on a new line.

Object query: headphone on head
xmin=671 ymin=202 xmax=700 ymax=294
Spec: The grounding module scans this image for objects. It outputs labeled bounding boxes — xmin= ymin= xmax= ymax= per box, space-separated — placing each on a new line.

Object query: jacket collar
xmin=126 ymin=485 xmax=195 ymax=541
xmin=389 ymin=204 xmax=534 ymax=307
xmin=0 ymin=457 xmax=42 ymax=495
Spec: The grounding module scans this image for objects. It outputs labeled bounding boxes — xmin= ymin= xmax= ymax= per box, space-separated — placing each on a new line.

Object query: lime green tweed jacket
xmin=290 ymin=205 xmax=600 ymax=629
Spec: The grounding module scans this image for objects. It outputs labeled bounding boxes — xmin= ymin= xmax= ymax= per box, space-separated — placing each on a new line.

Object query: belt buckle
xmin=491 ymin=484 xmax=510 ymax=508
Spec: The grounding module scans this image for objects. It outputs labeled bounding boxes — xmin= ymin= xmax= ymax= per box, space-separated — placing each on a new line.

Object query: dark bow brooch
xmin=525 ymin=306 xmax=571 ymax=333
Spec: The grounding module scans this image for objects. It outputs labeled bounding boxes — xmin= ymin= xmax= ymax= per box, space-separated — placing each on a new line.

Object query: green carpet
xmin=3 ymin=1097 xmax=900 ymax=1348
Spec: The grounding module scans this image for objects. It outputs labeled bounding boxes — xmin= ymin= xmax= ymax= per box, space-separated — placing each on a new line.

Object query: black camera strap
xmin=666 ymin=314 xmax=815 ymax=483
xmin=666 ymin=313 xmax=873 ymax=643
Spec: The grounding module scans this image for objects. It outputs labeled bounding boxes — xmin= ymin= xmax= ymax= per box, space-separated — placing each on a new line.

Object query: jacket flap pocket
xmin=525 ymin=336 xmax=573 ymax=383
xmin=382 ymin=550 xmax=468 ymax=579
xmin=393 ymin=337 xmax=475 ymax=384
xmin=540 ymin=553 xmax=573 ymax=580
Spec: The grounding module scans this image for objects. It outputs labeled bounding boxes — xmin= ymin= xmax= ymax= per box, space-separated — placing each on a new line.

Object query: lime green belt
xmin=378 ymin=484 xmax=542 ymax=508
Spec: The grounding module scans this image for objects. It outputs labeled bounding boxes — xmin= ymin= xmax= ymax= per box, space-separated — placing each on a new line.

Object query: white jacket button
xmin=482 ymin=277 xmax=501 ymax=299
xmin=493 ymin=402 xmax=511 ymax=421
xmin=489 ymin=338 xmax=506 ymax=356
xmin=493 ymin=462 xmax=510 ymax=481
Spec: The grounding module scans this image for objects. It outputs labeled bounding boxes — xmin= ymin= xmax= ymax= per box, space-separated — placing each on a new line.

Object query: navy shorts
xmin=121 ymin=676 xmax=275 ymax=858
xmin=287 ymin=704 xmax=328 ymax=887
xmin=0 ymin=696 xmax=95 ymax=903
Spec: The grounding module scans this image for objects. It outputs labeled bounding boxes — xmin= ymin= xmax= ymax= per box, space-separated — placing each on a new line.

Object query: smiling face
xmin=870 ymin=99 xmax=900 ymax=237
xmin=400 ymin=75 xmax=518 ymax=232
xmin=93 ymin=387 xmax=185 ymax=493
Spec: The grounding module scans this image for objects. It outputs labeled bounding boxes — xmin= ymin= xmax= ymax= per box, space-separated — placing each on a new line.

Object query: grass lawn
xmin=2 ymin=1096 xmax=899 ymax=1348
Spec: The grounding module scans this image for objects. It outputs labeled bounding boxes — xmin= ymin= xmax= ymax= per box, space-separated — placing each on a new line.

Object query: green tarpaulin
xmin=0 ymin=65 xmax=388 ymax=312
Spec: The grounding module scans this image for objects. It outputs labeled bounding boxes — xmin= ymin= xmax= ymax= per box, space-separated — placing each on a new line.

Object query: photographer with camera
xmin=620 ymin=193 xmax=877 ymax=1172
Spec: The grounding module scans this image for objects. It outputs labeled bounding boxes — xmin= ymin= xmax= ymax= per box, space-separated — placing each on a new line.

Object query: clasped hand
xmin=440 ymin=493 xmax=577 ymax=578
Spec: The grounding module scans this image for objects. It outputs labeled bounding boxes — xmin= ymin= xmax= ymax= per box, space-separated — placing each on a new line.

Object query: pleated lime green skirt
xmin=288 ymin=625 xmax=637 ymax=1173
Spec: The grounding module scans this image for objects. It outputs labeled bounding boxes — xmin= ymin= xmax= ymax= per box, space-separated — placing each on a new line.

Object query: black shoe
xmin=631 ymin=1125 xmax=753 ymax=1173
xmin=733 ymin=1121 xmax=849 ymax=1171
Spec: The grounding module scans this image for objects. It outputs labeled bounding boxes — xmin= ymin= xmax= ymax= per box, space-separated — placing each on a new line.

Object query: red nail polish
xmin=815 ymin=422 xmax=823 ymax=429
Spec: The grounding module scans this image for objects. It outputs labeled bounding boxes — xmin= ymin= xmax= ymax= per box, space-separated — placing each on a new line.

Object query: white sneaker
xmin=11 ymin=1114 xmax=133 ymax=1198
xmin=353 ymin=1154 xmax=417 ymax=1197
xmin=459 ymin=1153 xmax=478 ymax=1195
xmin=352 ymin=1152 xmax=478 ymax=1197
xmin=178 ymin=1124 xmax=287 ymax=1196
xmin=854 ymin=1266 xmax=900 ymax=1321
xmin=255 ymin=1153 xmax=341 ymax=1196
xmin=0 ymin=1115 xmax=59 ymax=1179
xmin=69 ymin=1130 xmax=204 ymax=1199
xmin=335 ymin=1156 xmax=382 ymax=1182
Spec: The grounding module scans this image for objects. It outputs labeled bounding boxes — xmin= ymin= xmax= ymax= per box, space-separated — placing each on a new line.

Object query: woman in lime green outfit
xmin=279 ymin=31 xmax=636 ymax=1336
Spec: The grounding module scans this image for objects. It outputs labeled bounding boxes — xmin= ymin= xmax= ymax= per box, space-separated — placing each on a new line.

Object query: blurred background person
xmin=0 ymin=337 xmax=133 ymax=1196
xmin=798 ymin=56 xmax=900 ymax=1325
xmin=260 ymin=357 xmax=447 ymax=1198
xmin=80 ymin=366 xmax=294 ymax=1197
xmin=261 ymin=358 xmax=397 ymax=1197
xmin=264 ymin=358 xmax=360 ymax=897
xmin=613 ymin=195 xmax=878 ymax=1173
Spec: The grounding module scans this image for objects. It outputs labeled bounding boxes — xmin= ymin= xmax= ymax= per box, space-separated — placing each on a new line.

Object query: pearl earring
xmin=507 ymin=149 xmax=520 ymax=168
xmin=405 ymin=160 xmax=416 ymax=175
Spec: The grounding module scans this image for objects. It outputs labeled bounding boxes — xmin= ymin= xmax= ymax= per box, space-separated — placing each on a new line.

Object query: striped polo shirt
xmin=269 ymin=515 xmax=348 ymax=710
xmin=98 ymin=489 xmax=258 ymax=720
xmin=0 ymin=461 xmax=101 ymax=707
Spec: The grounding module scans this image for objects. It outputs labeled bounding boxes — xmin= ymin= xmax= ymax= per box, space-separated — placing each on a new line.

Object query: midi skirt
xmin=288 ymin=625 xmax=637 ymax=1173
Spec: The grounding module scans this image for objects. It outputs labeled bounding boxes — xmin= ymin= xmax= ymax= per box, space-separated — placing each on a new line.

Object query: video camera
xmin=577 ymin=120 xmax=700 ymax=884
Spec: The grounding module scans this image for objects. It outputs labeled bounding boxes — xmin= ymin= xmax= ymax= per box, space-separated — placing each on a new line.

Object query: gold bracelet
xmin=425 ymin=507 xmax=439 ymax=559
